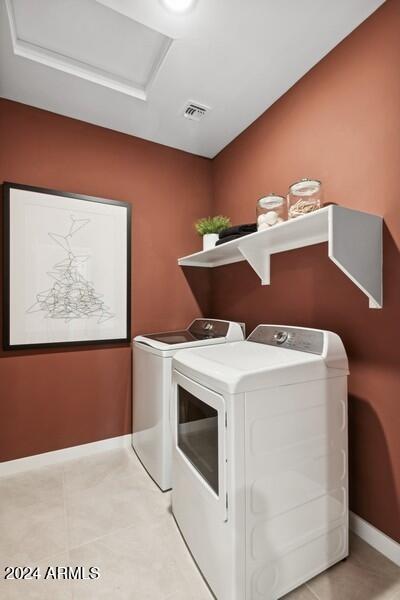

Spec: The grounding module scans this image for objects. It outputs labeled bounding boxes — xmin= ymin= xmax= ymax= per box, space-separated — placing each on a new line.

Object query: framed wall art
xmin=3 ymin=182 xmax=131 ymax=350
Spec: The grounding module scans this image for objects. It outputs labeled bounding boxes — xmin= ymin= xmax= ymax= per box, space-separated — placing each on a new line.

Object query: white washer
xmin=171 ymin=324 xmax=349 ymax=600
xmin=132 ymin=319 xmax=244 ymax=491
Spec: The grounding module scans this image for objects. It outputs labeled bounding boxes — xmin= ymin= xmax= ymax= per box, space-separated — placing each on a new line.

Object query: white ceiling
xmin=0 ymin=0 xmax=385 ymax=158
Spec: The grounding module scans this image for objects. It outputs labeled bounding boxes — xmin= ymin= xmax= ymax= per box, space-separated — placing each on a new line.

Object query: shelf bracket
xmin=238 ymin=243 xmax=271 ymax=285
xmin=328 ymin=206 xmax=383 ymax=309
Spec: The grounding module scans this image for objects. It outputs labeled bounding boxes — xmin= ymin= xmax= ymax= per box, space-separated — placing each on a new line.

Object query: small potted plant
xmin=195 ymin=215 xmax=231 ymax=250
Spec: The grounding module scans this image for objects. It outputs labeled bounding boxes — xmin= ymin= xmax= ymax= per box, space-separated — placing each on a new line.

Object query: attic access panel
xmin=6 ymin=0 xmax=172 ymax=99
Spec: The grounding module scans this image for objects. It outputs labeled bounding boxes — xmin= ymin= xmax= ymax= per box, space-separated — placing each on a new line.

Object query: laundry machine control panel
xmin=189 ymin=319 xmax=230 ymax=338
xmin=248 ymin=325 xmax=324 ymax=355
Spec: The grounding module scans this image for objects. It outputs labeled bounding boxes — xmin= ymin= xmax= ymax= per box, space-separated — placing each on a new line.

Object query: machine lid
xmin=134 ymin=319 xmax=240 ymax=352
xmin=172 ymin=325 xmax=348 ymax=393
xmin=174 ymin=340 xmax=320 ymax=375
xmin=138 ymin=318 xmax=230 ymax=345
xmin=142 ymin=330 xmax=210 ymax=345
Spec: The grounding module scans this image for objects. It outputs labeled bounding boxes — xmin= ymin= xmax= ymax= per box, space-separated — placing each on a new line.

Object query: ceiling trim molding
xmin=5 ymin=0 xmax=173 ymax=100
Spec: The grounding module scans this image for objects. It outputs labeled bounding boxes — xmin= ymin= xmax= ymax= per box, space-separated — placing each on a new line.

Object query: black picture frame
xmin=2 ymin=182 xmax=131 ymax=350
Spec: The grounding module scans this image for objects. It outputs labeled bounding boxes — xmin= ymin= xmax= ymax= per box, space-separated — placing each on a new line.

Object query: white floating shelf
xmin=179 ymin=205 xmax=383 ymax=309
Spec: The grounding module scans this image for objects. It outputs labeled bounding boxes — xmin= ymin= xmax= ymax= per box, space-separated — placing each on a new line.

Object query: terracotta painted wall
xmin=0 ymin=98 xmax=212 ymax=462
xmin=211 ymin=0 xmax=400 ymax=542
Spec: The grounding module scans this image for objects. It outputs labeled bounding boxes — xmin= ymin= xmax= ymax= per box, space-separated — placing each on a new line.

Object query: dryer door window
xmin=177 ymin=385 xmax=219 ymax=495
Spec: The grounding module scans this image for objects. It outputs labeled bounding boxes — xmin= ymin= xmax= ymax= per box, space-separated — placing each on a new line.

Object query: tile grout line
xmin=1 ymin=451 xmax=209 ymax=599
xmin=389 ymin=582 xmax=400 ymax=600
xmin=0 ymin=463 xmax=70 ymax=568
xmin=61 ymin=466 xmax=71 ymax=559
xmin=66 ymin=511 xmax=167 ymax=555
xmin=58 ymin=449 xmax=170 ymax=555
xmin=61 ymin=466 xmax=75 ymax=599
xmin=305 ymin=582 xmax=323 ymax=600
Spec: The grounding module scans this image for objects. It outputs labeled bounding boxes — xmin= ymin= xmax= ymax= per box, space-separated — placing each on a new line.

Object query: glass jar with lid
xmin=287 ymin=178 xmax=322 ymax=219
xmin=256 ymin=194 xmax=286 ymax=231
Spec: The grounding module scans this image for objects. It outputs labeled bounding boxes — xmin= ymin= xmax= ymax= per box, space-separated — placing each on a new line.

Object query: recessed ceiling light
xmin=161 ymin=0 xmax=196 ymax=14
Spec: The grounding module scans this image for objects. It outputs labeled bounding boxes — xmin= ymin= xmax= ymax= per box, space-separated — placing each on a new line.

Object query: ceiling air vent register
xmin=183 ymin=102 xmax=209 ymax=121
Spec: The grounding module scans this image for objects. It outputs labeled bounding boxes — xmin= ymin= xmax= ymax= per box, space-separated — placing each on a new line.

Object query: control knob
xmin=274 ymin=331 xmax=288 ymax=345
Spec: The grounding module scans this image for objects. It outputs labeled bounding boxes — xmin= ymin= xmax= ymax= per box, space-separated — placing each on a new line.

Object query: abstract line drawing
xmin=27 ymin=216 xmax=114 ymax=323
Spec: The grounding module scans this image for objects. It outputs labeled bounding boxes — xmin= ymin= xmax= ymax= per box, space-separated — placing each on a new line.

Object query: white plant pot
xmin=203 ymin=233 xmax=219 ymax=251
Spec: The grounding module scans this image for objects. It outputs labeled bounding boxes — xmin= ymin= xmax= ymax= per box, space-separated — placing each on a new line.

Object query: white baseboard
xmin=350 ymin=511 xmax=400 ymax=566
xmin=0 ymin=434 xmax=132 ymax=477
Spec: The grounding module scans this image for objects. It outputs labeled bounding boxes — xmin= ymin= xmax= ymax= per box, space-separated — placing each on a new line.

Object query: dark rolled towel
xmin=219 ymin=223 xmax=257 ymax=239
xmin=216 ymin=232 xmax=250 ymax=246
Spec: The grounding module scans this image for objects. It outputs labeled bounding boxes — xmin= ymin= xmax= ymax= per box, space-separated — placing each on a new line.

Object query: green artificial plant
xmin=195 ymin=215 xmax=231 ymax=236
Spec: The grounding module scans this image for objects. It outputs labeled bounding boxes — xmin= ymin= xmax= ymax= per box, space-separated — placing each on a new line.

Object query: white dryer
xmin=171 ymin=324 xmax=349 ymax=600
xmin=132 ymin=319 xmax=244 ymax=491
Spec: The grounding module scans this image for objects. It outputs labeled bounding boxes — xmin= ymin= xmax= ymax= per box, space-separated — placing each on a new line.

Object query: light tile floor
xmin=0 ymin=448 xmax=399 ymax=599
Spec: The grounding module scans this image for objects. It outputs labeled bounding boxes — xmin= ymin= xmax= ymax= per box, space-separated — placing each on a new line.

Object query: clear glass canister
xmin=287 ymin=178 xmax=322 ymax=219
xmin=256 ymin=194 xmax=286 ymax=230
